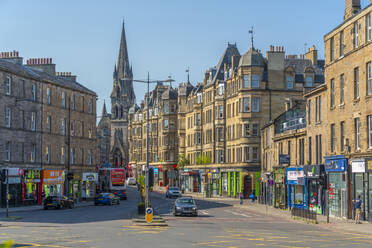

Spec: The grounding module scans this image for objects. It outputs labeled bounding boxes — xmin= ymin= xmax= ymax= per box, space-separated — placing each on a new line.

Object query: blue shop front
xmin=286 ymin=167 xmax=307 ymax=209
xmin=325 ymin=155 xmax=348 ymax=219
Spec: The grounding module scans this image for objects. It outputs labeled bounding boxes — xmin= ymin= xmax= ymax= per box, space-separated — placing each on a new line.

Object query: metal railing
xmin=291 ymin=207 xmax=317 ymax=224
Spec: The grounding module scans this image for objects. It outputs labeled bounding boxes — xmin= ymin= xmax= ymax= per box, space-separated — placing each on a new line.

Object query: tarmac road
xmin=0 ymin=186 xmax=371 ymax=248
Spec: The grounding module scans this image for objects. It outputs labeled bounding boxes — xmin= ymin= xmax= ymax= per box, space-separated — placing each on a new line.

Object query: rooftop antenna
xmin=249 ymin=26 xmax=254 ymax=50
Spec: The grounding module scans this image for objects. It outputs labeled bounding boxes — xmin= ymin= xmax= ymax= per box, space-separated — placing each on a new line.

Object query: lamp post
xmin=122 ymin=74 xmax=174 ymax=209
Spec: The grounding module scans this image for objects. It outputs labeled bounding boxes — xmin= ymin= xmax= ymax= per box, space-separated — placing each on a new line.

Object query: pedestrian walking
xmin=239 ymin=193 xmax=244 ymax=205
xmin=353 ymin=195 xmax=363 ymax=224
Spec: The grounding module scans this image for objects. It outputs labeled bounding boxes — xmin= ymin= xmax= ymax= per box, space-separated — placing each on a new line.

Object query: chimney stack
xmin=26 ymin=57 xmax=56 ymax=75
xmin=305 ymin=45 xmax=318 ymax=65
xmin=0 ymin=50 xmax=23 ymax=64
xmin=344 ymin=0 xmax=361 ymax=20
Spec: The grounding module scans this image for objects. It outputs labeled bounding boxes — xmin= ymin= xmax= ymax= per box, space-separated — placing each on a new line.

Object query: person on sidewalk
xmin=249 ymin=190 xmax=256 ymax=203
xmin=353 ymin=195 xmax=363 ymax=224
xmin=239 ymin=193 xmax=244 ymax=205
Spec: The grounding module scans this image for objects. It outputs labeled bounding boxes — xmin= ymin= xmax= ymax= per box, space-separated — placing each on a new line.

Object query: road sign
xmin=145 ymin=208 xmax=153 ymax=223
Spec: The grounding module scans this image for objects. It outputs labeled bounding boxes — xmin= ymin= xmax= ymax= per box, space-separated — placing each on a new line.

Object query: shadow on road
xmin=0 ymin=186 xmax=142 ymax=224
xmin=150 ymin=190 xmax=233 ymax=217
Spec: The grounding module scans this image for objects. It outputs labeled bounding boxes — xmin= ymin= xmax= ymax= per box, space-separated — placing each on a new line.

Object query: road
xmin=0 ymin=186 xmax=371 ymax=248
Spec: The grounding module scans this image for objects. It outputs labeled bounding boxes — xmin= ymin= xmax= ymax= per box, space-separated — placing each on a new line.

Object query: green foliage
xmin=196 ymin=154 xmax=211 ymax=165
xmin=177 ymin=154 xmax=190 ymax=169
xmin=0 ymin=240 xmax=13 ymax=248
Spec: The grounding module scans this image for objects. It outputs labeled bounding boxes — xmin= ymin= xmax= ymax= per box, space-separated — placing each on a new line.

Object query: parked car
xmin=174 ymin=197 xmax=198 ymax=216
xmin=95 ymin=193 xmax=120 ymax=206
xmin=43 ymin=195 xmax=74 ymax=210
xmin=166 ymin=187 xmax=182 ymax=198
xmin=127 ymin=177 xmax=136 ymax=185
xmin=112 ymin=189 xmax=127 ymax=200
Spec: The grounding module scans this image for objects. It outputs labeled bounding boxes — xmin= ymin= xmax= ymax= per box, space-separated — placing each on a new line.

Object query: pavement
xmin=0 ymin=201 xmax=93 ymax=215
xmin=155 ymin=186 xmax=372 ymax=236
xmin=0 ymin=186 xmax=371 ymax=247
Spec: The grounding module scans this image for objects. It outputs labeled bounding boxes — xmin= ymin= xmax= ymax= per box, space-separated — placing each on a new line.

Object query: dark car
xmin=166 ymin=187 xmax=182 ymax=198
xmin=174 ymin=197 xmax=198 ymax=216
xmin=43 ymin=196 xmax=74 ymax=210
xmin=94 ymin=193 xmax=120 ymax=206
xmin=112 ymin=189 xmax=127 ymax=200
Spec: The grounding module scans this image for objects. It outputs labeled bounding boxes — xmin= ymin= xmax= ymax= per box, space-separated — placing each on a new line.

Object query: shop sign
xmin=287 ymin=170 xmax=304 ymax=181
xmin=82 ymin=173 xmax=98 ymax=182
xmin=351 ymin=160 xmax=366 ymax=173
xmin=2 ymin=177 xmax=21 ymax=184
xmin=367 ymin=159 xmax=372 ymax=171
xmin=42 ymin=170 xmax=65 ymax=184
xmin=325 ymin=157 xmax=347 ymax=172
xmin=154 ymin=168 xmax=159 ymax=174
xmin=7 ymin=168 xmax=23 ymax=177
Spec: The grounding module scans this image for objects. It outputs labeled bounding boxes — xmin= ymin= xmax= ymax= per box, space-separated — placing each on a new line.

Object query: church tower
xmin=110 ymin=22 xmax=136 ymax=167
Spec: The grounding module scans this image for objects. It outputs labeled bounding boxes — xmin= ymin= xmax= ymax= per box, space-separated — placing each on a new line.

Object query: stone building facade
xmin=322 ymin=0 xmax=372 ymax=220
xmin=0 ymin=51 xmax=97 ymax=206
xmin=128 ymin=83 xmax=179 ymax=186
xmin=179 ymin=43 xmax=324 ymax=198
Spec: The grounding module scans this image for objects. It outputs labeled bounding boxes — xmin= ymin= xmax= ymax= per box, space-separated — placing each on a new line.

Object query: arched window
xmin=115 ymin=106 xmax=119 ymax=118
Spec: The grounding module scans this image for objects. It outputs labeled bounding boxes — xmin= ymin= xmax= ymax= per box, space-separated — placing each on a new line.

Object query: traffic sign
xmin=145 ymin=208 xmax=153 ymax=223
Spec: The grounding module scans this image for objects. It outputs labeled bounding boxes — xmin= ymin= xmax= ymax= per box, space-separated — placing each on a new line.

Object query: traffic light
xmin=148 ymin=167 xmax=154 ymax=187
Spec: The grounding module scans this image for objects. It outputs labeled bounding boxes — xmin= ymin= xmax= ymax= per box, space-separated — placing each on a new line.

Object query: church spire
xmin=117 ymin=21 xmax=130 ymax=80
xmin=102 ymin=100 xmax=108 ymax=117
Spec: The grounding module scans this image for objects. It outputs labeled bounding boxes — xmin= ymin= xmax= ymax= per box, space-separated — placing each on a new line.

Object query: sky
xmin=1 ymin=0 xmax=371 ymax=118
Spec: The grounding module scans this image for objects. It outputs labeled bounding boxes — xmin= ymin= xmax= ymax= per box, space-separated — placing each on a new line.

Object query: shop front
xmin=182 ymin=169 xmax=200 ymax=192
xmin=69 ymin=172 xmax=82 ymax=200
xmin=219 ymin=169 xmax=243 ymax=198
xmin=304 ymin=164 xmax=325 ymax=214
xmin=325 ymin=155 xmax=348 ymax=219
xmin=351 ymin=158 xmax=372 ymax=222
xmin=1 ymin=168 xmax=23 ymax=207
xmin=287 ymin=167 xmax=307 ymax=209
xmin=273 ymin=167 xmax=286 ymax=209
xmin=22 ymin=169 xmax=42 ymax=205
xmin=260 ymin=173 xmax=274 ymax=206
xmin=42 ymin=170 xmax=65 ymax=197
xmin=210 ymin=169 xmax=220 ymax=197
xmin=82 ymin=172 xmax=98 ymax=200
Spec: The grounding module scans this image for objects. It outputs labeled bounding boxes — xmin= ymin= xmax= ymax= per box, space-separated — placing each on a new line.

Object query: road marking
xmin=224 ymin=209 xmax=251 ymax=218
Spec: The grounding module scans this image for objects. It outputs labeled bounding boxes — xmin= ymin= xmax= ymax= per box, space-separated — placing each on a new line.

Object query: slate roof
xmin=239 ymin=48 xmax=265 ymax=67
xmin=0 ymin=59 xmax=96 ymax=96
xmin=285 ymin=58 xmax=324 ymax=84
xmin=210 ymin=43 xmax=240 ymax=85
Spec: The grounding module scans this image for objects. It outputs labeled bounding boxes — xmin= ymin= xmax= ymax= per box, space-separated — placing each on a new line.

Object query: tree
xmin=196 ymin=154 xmax=211 ymax=165
xmin=177 ymin=154 xmax=190 ymax=170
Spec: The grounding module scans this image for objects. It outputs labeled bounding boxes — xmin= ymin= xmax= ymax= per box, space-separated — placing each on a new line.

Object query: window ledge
xmin=353 ymin=97 xmax=360 ymax=103
xmin=338 ymin=103 xmax=345 ymax=108
xmin=365 ymin=94 xmax=372 ymax=100
xmin=330 ymin=106 xmax=336 ymax=110
xmin=315 ymin=121 xmax=322 ymax=125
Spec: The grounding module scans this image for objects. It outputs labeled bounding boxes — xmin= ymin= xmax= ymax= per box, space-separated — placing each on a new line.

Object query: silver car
xmin=166 ymin=187 xmax=182 ymax=198
xmin=174 ymin=197 xmax=198 ymax=216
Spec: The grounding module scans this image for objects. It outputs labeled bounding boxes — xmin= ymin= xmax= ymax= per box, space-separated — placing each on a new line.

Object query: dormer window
xmin=306 ymin=76 xmax=313 ymax=87
xmin=287 ymin=76 xmax=293 ymax=89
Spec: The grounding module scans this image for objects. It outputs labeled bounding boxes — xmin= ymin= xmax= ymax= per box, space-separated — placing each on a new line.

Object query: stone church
xmin=97 ymin=22 xmax=136 ymax=167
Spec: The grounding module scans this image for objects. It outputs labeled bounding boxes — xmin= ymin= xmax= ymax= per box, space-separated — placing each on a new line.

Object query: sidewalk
xmin=0 ymin=200 xmax=93 ymax=215
xmin=154 ymin=186 xmax=372 ymax=235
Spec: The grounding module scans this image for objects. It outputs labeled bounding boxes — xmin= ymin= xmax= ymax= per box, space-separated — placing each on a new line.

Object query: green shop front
xmin=219 ymin=169 xmax=242 ymax=198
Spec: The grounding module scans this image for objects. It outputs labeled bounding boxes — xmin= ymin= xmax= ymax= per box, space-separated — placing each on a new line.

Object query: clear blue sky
xmin=1 ymin=0 xmax=370 ymax=117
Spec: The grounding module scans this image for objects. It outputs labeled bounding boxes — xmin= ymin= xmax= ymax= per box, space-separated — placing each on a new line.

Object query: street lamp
xmin=122 ymin=73 xmax=174 ymax=210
